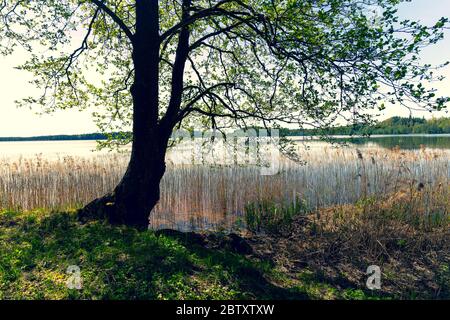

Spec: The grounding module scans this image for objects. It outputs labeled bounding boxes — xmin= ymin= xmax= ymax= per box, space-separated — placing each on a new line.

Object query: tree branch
xmin=90 ymin=0 xmax=134 ymax=41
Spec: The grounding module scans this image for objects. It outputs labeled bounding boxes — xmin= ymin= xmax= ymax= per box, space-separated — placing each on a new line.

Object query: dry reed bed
xmin=0 ymin=146 xmax=448 ymax=231
xmin=0 ymin=154 xmax=126 ymax=210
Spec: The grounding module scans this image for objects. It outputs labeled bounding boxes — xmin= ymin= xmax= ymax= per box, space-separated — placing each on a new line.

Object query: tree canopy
xmin=1 ymin=0 xmax=448 ymax=143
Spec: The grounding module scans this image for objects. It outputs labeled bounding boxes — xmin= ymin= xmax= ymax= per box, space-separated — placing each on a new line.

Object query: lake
xmin=321 ymin=134 xmax=450 ymax=150
xmin=0 ymin=140 xmax=107 ymax=160
xmin=0 ymin=134 xmax=449 ymax=161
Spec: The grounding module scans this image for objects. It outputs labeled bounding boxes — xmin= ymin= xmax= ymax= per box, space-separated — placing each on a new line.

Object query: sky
xmin=0 ymin=0 xmax=449 ymax=137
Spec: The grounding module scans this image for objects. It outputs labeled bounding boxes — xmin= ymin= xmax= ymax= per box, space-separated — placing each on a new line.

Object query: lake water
xmin=323 ymin=134 xmax=450 ymax=150
xmin=0 ymin=134 xmax=449 ymax=160
xmin=0 ymin=140 xmax=124 ymax=160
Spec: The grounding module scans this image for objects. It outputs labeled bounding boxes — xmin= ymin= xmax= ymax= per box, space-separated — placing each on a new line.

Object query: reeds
xmin=0 ymin=144 xmax=448 ymax=232
xmin=0 ymin=154 xmax=126 ymax=210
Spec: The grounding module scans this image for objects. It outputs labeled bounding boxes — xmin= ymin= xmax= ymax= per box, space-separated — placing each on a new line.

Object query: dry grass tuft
xmin=251 ymin=186 xmax=449 ymax=299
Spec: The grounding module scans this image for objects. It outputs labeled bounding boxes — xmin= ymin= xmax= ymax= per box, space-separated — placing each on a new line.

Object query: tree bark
xmin=79 ymin=1 xmax=166 ymax=229
xmin=79 ymin=132 xmax=168 ymax=229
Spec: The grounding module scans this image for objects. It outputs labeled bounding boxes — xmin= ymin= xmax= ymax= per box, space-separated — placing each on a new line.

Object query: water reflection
xmin=292 ymin=134 xmax=450 ymax=150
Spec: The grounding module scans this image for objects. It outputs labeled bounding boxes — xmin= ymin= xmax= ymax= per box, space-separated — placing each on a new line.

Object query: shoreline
xmin=0 ymin=132 xmax=449 ymax=143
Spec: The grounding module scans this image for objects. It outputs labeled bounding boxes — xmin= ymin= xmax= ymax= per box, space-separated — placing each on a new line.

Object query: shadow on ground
xmin=0 ymin=210 xmax=307 ymax=300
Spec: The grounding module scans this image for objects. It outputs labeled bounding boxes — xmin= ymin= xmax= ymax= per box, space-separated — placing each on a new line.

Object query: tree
xmin=1 ymin=0 xmax=448 ymax=228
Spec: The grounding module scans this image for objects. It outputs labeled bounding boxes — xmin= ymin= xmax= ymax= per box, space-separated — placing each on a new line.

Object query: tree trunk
xmin=79 ymin=1 xmax=166 ymax=229
xmin=78 ymin=129 xmax=169 ymax=229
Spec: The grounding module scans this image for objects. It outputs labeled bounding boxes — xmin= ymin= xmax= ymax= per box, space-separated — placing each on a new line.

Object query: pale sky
xmin=0 ymin=0 xmax=449 ymax=137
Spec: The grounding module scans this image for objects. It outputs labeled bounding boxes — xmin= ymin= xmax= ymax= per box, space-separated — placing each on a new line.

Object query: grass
xmin=244 ymin=198 xmax=309 ymax=234
xmin=0 ymin=193 xmax=448 ymax=300
xmin=249 ymin=186 xmax=449 ymax=300
xmin=0 ymin=209 xmax=301 ymax=300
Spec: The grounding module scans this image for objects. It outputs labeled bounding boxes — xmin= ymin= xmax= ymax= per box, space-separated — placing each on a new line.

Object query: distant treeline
xmin=0 ymin=133 xmax=107 ymax=142
xmin=281 ymin=116 xmax=450 ymax=136
xmin=1 ymin=117 xmax=449 ymax=141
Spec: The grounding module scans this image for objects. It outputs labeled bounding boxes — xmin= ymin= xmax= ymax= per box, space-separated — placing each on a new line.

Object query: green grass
xmin=0 ymin=209 xmax=444 ymax=300
xmin=0 ymin=209 xmax=307 ymax=300
xmin=244 ymin=199 xmax=309 ymax=234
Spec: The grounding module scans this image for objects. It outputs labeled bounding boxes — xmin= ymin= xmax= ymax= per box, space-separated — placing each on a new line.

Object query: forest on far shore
xmin=0 ymin=117 xmax=449 ymax=142
xmin=281 ymin=116 xmax=450 ymax=136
